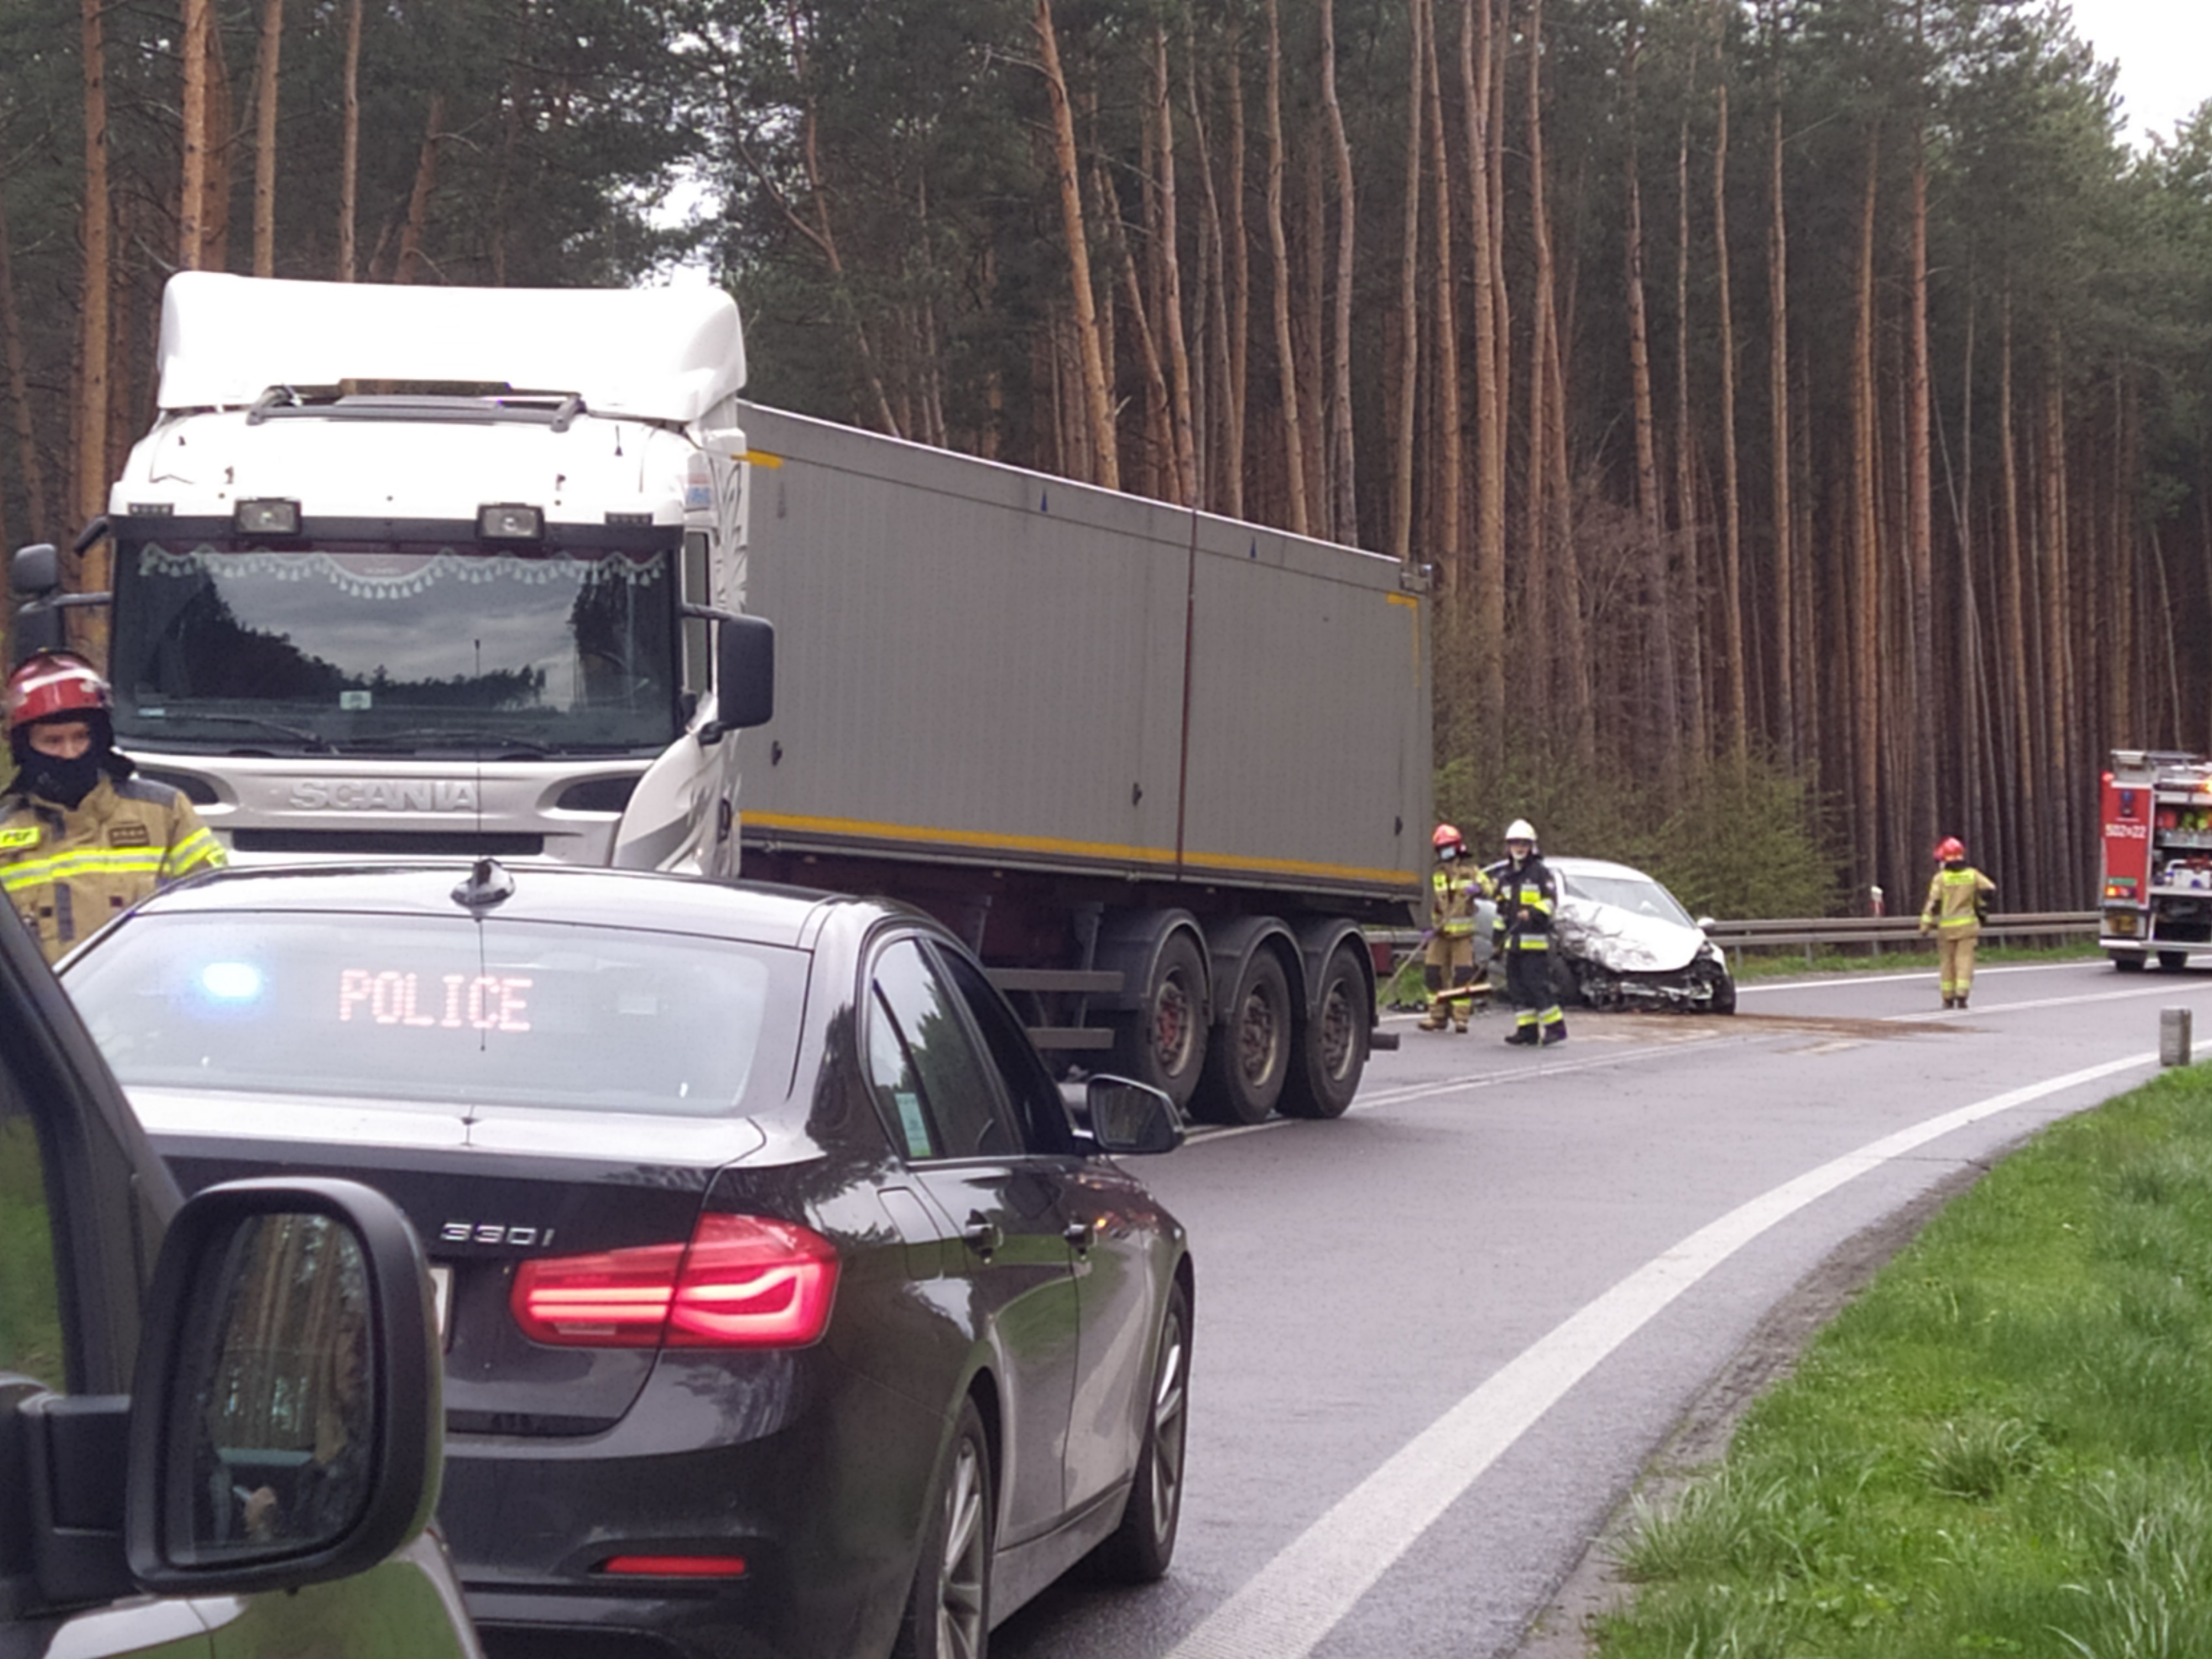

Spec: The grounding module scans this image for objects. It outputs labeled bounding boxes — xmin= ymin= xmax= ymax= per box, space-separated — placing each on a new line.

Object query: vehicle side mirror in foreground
xmin=118 ymin=1178 xmax=441 ymax=1596
xmin=1696 ymin=917 xmax=1718 ymax=933
xmin=1084 ymin=1076 xmax=1186 ymax=1156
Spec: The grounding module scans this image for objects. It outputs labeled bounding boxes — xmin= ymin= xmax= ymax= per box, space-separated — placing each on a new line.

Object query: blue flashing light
xmin=199 ymin=962 xmax=264 ymax=1003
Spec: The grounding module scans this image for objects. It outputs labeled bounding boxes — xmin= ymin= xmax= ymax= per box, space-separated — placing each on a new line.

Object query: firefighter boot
xmin=1418 ymin=1004 xmax=1449 ymax=1031
xmin=1504 ymin=1024 xmax=1538 ymax=1046
xmin=1541 ymin=1020 xmax=1568 ymax=1047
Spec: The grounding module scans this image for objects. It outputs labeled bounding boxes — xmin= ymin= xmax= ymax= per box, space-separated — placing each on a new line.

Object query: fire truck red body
xmin=2100 ymin=749 xmax=2212 ymax=970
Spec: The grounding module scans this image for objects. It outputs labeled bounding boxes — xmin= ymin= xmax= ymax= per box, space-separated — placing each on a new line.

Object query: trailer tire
xmin=2113 ymin=952 xmax=2148 ymax=972
xmin=2161 ymin=951 xmax=2190 ymax=972
xmin=1111 ymin=931 xmax=1209 ymax=1113
xmin=1280 ymin=943 xmax=1369 ymax=1120
xmin=1194 ymin=948 xmax=1292 ymax=1125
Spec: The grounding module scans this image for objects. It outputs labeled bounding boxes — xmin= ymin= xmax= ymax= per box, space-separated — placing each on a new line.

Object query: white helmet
xmin=1505 ymin=818 xmax=1537 ymax=843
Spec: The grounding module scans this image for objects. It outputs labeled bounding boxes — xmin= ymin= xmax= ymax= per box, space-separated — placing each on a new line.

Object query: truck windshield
xmin=107 ymin=535 xmax=682 ymax=754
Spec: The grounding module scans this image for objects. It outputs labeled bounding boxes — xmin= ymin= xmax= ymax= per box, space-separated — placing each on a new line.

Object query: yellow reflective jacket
xmin=1 ymin=773 xmax=226 ymax=963
xmin=1430 ymin=864 xmax=1492 ymax=937
xmin=1921 ymin=864 xmax=1996 ymax=936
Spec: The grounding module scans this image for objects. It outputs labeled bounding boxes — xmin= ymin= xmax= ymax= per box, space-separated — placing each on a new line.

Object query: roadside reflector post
xmin=2162 ymin=1007 xmax=2193 ymax=1068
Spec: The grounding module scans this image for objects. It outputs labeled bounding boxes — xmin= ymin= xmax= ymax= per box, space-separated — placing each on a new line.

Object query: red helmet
xmin=6 ymin=653 xmax=112 ymax=731
xmin=1934 ymin=836 xmax=1965 ymax=862
xmin=1432 ymin=822 xmax=1465 ymax=851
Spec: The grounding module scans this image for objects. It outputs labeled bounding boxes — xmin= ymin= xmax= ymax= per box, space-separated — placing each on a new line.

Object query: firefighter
xmin=1418 ymin=822 xmax=1491 ymax=1031
xmin=2 ymin=653 xmax=226 ymax=963
xmin=1919 ymin=836 xmax=1996 ymax=1010
xmin=1494 ymin=818 xmax=1566 ymax=1046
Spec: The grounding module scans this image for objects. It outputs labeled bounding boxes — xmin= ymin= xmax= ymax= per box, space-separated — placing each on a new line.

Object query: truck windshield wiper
xmin=137 ymin=713 xmax=339 ymax=753
xmin=339 ymin=728 xmax=555 ymax=757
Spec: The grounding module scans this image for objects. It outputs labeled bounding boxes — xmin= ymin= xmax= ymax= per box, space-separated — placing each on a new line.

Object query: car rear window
xmin=65 ymin=912 xmax=805 ymax=1116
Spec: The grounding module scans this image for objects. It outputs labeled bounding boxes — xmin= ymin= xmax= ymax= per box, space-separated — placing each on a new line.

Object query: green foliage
xmin=1597 ymin=1064 xmax=2212 ymax=1659
xmin=1434 ymin=747 xmax=1842 ymax=920
xmin=0 ymin=1115 xmax=61 ymax=1383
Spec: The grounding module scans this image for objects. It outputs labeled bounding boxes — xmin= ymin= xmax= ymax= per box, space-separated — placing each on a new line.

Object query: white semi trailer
xmin=11 ymin=274 xmax=1431 ymax=1123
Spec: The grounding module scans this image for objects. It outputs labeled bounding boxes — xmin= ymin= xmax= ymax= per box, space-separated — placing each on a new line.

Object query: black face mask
xmin=20 ymin=748 xmax=105 ymax=810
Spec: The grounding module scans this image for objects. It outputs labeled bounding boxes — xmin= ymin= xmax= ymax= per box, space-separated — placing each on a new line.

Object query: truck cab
xmin=14 ymin=273 xmax=771 ymax=872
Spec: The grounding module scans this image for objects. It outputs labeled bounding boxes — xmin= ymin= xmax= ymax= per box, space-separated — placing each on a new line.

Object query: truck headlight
xmin=235 ymin=498 xmax=301 ymax=536
xmin=478 ymin=503 xmax=544 ymax=541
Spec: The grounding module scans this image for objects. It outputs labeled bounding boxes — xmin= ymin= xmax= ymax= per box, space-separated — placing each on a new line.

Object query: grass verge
xmin=1594 ymin=1062 xmax=2212 ymax=1659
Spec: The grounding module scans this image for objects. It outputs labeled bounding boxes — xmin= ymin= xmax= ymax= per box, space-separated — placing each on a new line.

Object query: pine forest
xmin=2 ymin=0 xmax=2209 ymax=919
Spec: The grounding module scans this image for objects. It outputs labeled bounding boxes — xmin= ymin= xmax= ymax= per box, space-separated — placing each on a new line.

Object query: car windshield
xmin=1560 ymin=869 xmax=1697 ymax=929
xmin=107 ymin=534 xmax=683 ymax=754
xmin=65 ymin=912 xmax=805 ymax=1117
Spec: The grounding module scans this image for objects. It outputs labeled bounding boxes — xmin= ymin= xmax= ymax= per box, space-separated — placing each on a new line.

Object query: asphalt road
xmin=993 ymin=955 xmax=2212 ymax=1659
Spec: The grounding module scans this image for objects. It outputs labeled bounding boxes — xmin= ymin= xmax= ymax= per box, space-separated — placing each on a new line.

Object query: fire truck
xmin=2099 ymin=749 xmax=2212 ymax=970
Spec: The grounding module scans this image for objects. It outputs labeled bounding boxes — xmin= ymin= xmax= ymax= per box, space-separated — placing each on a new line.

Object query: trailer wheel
xmin=2161 ymin=951 xmax=2190 ymax=972
xmin=2112 ymin=952 xmax=2148 ymax=972
xmin=1194 ymin=948 xmax=1292 ymax=1125
xmin=1111 ymin=931 xmax=1208 ymax=1113
xmin=1280 ymin=943 xmax=1369 ymax=1120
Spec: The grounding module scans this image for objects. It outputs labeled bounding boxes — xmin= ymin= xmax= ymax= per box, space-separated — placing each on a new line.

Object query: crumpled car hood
xmin=1554 ymin=899 xmax=1708 ymax=974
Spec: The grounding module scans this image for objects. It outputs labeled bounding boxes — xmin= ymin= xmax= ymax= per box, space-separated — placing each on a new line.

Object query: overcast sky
xmin=2062 ymin=0 xmax=2212 ymax=147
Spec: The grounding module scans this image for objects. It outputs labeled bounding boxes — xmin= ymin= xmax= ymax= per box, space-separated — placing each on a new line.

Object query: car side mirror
xmin=121 ymin=1178 xmax=442 ymax=1595
xmin=1696 ymin=917 xmax=1717 ymax=933
xmin=1084 ymin=1076 xmax=1186 ymax=1156
xmin=709 ymin=614 xmax=775 ymax=737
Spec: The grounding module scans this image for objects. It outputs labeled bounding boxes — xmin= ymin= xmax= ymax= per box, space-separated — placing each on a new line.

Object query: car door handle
xmin=1063 ymin=1219 xmax=1094 ymax=1253
xmin=963 ymin=1214 xmax=1004 ymax=1256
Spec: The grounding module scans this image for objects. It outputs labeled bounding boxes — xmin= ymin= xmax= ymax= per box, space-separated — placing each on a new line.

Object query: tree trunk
xmin=1225 ymin=21 xmax=1251 ymax=519
xmin=202 ymin=22 xmax=236 ymax=272
xmin=1390 ymin=0 xmax=1425 ymax=564
xmin=394 ymin=93 xmax=445 ymax=286
xmin=1099 ymin=160 xmax=1177 ymax=507
xmin=252 ymin=0 xmax=285 ymax=278
xmin=1424 ymin=0 xmax=1460 ymax=591
xmin=1319 ymin=0 xmax=1359 ymax=544
xmin=1674 ymin=41 xmax=1708 ymax=765
xmin=180 ymin=0 xmax=211 ymax=270
xmin=1764 ymin=0 xmax=1793 ymax=762
xmin=1153 ymin=25 xmax=1198 ymax=506
xmin=1261 ymin=0 xmax=1308 ymax=534
xmin=0 ymin=170 xmax=49 ymax=546
xmin=1712 ymin=62 xmax=1747 ymax=769
xmin=1907 ymin=77 xmax=1938 ymax=870
xmin=1035 ymin=0 xmax=1118 ymax=490
xmin=1464 ymin=0 xmax=1506 ymax=724
xmin=76 ymin=0 xmax=111 ymax=539
xmin=1186 ymin=24 xmax=1234 ymax=512
xmin=1621 ymin=16 xmax=1678 ymax=785
xmin=338 ymin=0 xmax=362 ymax=280
xmin=1850 ymin=129 xmax=1881 ymax=897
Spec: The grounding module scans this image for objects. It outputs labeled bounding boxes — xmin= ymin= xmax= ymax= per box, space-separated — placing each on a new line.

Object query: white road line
xmin=1161 ymin=1051 xmax=2157 ymax=1659
xmin=1886 ymin=983 xmax=2212 ymax=1023
xmin=1739 ymin=959 xmax=2116 ymax=995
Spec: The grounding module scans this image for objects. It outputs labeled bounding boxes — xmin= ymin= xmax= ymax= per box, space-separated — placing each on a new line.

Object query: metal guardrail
xmin=1703 ymin=911 xmax=2098 ymax=965
xmin=1373 ymin=912 xmax=2099 ymax=970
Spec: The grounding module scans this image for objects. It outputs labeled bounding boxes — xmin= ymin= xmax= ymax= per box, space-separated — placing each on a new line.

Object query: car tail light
xmin=512 ymin=1214 xmax=838 ymax=1348
xmin=598 ymin=1554 xmax=748 ymax=1579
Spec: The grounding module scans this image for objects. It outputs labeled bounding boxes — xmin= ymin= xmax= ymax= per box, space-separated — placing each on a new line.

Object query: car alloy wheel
xmin=1090 ymin=1280 xmax=1192 ymax=1582
xmin=899 ymin=1397 xmax=993 ymax=1659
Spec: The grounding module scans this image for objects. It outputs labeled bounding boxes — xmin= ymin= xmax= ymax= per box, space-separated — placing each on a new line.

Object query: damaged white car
xmin=1546 ymin=856 xmax=1736 ymax=1014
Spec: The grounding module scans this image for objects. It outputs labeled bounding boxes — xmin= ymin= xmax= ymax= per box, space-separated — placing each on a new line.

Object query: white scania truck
xmin=12 ymin=274 xmax=1430 ymax=1123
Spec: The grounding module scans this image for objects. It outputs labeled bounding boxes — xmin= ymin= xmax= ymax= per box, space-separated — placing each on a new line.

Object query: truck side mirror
xmin=11 ymin=542 xmax=59 ymax=599
xmin=713 ymin=614 xmax=775 ymax=733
